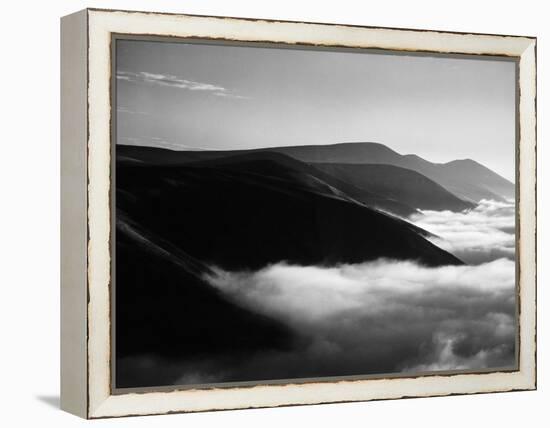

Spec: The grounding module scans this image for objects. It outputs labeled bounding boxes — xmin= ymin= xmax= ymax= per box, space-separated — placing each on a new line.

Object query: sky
xmin=116 ymin=39 xmax=517 ymax=181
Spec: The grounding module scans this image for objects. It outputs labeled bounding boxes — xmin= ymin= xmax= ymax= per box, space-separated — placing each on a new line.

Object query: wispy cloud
xmin=213 ymin=92 xmax=250 ymax=100
xmin=116 ymin=106 xmax=149 ymax=115
xmin=118 ymin=136 xmax=205 ymax=151
xmin=410 ymin=199 xmax=515 ymax=265
xmin=117 ymin=70 xmax=249 ymax=99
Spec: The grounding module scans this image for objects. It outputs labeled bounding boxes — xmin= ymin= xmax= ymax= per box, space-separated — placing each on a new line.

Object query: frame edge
xmin=60 ymin=8 xmax=89 ymax=419
xmin=85 ymin=9 xmax=538 ymax=418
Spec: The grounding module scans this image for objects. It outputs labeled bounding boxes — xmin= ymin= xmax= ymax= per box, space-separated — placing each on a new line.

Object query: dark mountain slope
xmin=116 ymin=158 xmax=462 ymax=269
xmin=264 ymin=142 xmax=401 ymax=164
xmin=191 ymin=151 xmax=418 ymax=217
xmin=116 ymin=214 xmax=295 ymax=387
xmin=117 ymin=145 xmax=209 ymax=165
xmin=117 ymin=145 xmax=417 ymax=216
xmin=314 ymin=163 xmax=475 ymax=212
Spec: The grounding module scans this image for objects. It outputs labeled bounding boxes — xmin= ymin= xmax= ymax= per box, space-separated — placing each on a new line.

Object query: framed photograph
xmin=60 ymin=8 xmax=537 ymax=419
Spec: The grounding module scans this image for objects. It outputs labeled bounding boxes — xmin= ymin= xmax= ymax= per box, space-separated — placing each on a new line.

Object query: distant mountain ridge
xmin=262 ymin=142 xmax=514 ymax=203
xmin=118 ymin=141 xmax=514 ymax=206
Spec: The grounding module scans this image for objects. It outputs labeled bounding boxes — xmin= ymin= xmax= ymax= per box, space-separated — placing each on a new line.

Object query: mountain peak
xmin=323 ymin=141 xmax=401 ymax=154
xmin=445 ymin=158 xmax=478 ymax=166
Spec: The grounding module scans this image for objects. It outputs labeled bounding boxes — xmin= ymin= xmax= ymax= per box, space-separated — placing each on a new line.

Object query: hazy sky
xmin=116 ymin=39 xmax=516 ymax=181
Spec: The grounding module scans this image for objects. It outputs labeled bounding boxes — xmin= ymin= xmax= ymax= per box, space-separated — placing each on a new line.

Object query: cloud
xmin=116 ymin=106 xmax=149 ymax=115
xmin=194 ymin=258 xmax=515 ymax=382
xmin=410 ymin=199 xmax=515 ymax=264
xmin=117 ymin=70 xmax=249 ymax=99
xmin=213 ymin=92 xmax=250 ymax=100
xmin=118 ymin=136 xmax=205 ymax=151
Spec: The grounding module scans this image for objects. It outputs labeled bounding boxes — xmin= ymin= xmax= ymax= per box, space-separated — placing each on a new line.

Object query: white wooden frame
xmin=60 ymin=8 xmax=537 ymax=419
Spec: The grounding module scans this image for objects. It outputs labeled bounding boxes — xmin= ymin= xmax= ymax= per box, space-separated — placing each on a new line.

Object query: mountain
xmin=117 ymin=142 xmax=514 ymax=204
xmin=116 ymin=153 xmax=462 ymax=270
xmin=117 ymin=144 xmax=209 ymax=165
xmin=436 ymin=158 xmax=515 ymax=201
xmin=118 ymin=145 xmax=418 ymax=216
xmin=313 ymin=163 xmax=475 ymax=212
xmin=263 ymin=142 xmax=405 ymax=164
xmin=265 ymin=143 xmax=515 ymax=203
xmin=191 ymin=151 xmax=419 ymax=217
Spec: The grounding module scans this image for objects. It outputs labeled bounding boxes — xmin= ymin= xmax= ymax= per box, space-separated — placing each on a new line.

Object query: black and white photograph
xmin=114 ymin=38 xmax=517 ymax=389
xmin=1 ymin=0 xmax=545 ymax=424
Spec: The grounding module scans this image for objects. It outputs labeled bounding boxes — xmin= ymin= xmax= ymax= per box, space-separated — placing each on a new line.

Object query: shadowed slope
xmin=191 ymin=151 xmax=418 ymax=217
xmin=314 ymin=163 xmax=475 ymax=212
xmin=116 ymin=156 xmax=462 ymax=269
xmin=117 ymin=145 xmax=418 ymax=216
xmin=116 ymin=214 xmax=296 ymax=387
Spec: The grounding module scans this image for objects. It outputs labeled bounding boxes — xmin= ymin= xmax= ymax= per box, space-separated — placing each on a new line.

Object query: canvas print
xmin=114 ymin=39 xmax=517 ymax=389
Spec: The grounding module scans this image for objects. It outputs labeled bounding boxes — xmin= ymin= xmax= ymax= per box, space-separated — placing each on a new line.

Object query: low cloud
xmin=195 ymin=258 xmax=515 ymax=382
xmin=117 ymin=70 xmax=249 ymax=99
xmin=410 ymin=199 xmax=515 ymax=264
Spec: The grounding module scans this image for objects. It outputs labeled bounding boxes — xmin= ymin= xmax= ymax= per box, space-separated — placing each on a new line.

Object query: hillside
xmin=116 ymin=157 xmax=461 ymax=269
xmin=191 ymin=151 xmax=419 ymax=217
xmin=116 ymin=214 xmax=295 ymax=387
xmin=314 ymin=163 xmax=475 ymax=211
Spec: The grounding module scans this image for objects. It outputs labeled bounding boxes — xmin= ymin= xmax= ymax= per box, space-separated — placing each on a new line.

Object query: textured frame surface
xmin=63 ymin=8 xmax=537 ymax=419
